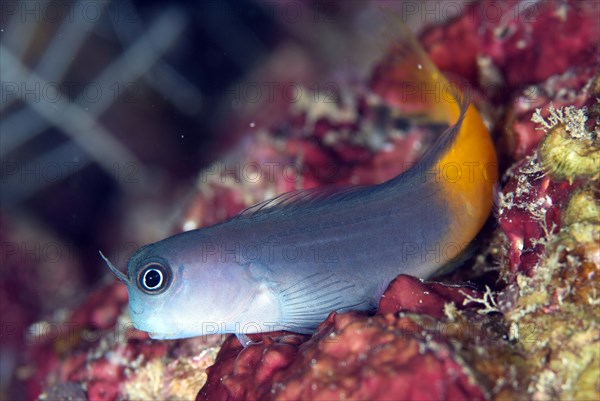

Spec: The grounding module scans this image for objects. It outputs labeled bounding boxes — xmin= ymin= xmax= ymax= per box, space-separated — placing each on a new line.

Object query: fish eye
xmin=137 ymin=261 xmax=171 ymax=294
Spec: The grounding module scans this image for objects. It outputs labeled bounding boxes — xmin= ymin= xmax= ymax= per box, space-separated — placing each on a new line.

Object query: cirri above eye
xmin=138 ymin=262 xmax=171 ymax=294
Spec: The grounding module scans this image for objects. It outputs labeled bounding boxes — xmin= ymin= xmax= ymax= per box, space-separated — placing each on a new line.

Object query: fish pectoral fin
xmin=277 ymin=272 xmax=368 ymax=332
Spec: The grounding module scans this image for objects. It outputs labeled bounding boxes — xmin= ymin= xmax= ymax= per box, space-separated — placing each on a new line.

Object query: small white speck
xmin=182 ymin=220 xmax=197 ymax=231
xmin=417 ymin=64 xmax=423 ymax=70
xmin=180 ymin=134 xmax=185 ymax=139
xmin=249 ymin=122 xmax=256 ymax=128
xmin=382 ymin=143 xmax=395 ymax=152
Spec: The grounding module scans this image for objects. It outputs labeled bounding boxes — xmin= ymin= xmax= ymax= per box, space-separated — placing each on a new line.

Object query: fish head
xmin=102 ymin=232 xmax=272 ymax=339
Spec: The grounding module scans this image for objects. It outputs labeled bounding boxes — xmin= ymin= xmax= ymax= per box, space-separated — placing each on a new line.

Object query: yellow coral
xmin=563 ymin=185 xmax=600 ymax=226
xmin=533 ymin=104 xmax=600 ymax=184
xmin=123 ymin=347 xmax=220 ymax=401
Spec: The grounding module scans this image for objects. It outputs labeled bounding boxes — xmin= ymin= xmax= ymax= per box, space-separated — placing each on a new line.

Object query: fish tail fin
xmin=373 ymin=8 xmax=468 ymax=125
xmin=373 ymin=8 xmax=483 ymax=188
xmin=383 ymin=92 xmax=471 ymax=188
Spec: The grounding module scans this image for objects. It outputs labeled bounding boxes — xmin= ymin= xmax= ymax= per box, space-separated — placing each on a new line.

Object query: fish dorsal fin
xmin=232 ymin=183 xmax=371 ymax=221
xmin=277 ymin=272 xmax=370 ymax=333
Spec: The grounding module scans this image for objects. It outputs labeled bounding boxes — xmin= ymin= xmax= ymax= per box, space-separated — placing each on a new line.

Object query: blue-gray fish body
xmin=101 ymin=19 xmax=497 ymax=341
xmin=126 ymin=176 xmax=450 ymax=339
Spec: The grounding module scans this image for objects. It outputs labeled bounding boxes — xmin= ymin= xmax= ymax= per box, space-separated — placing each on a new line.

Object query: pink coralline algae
xmin=377 ymin=275 xmax=481 ymax=318
xmin=497 ymin=154 xmax=574 ymax=276
xmin=495 ymin=105 xmax=599 ymax=399
xmin=421 ymin=0 xmax=599 ymax=90
xmin=26 ymin=284 xmax=150 ymax=400
xmin=196 ymin=333 xmax=307 ymax=401
xmin=270 ymin=314 xmax=486 ymax=401
xmin=505 ymin=64 xmax=598 ymax=159
xmin=29 ymin=282 xmax=221 ymax=401
xmin=498 ymin=71 xmax=599 ymax=277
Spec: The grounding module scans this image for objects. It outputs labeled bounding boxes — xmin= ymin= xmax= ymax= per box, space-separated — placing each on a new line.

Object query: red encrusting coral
xmin=505 ymin=65 xmax=597 ymax=159
xmin=24 ymin=283 xmax=145 ymax=400
xmin=377 ymin=275 xmax=481 ymax=318
xmin=197 ymin=333 xmax=307 ymax=401
xmin=496 ymin=69 xmax=597 ymax=277
xmin=271 ymin=312 xmax=486 ymax=401
xmin=421 ymin=0 xmax=599 ymax=91
xmin=497 ymin=155 xmax=575 ymax=276
xmin=28 ymin=281 xmax=221 ymax=401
